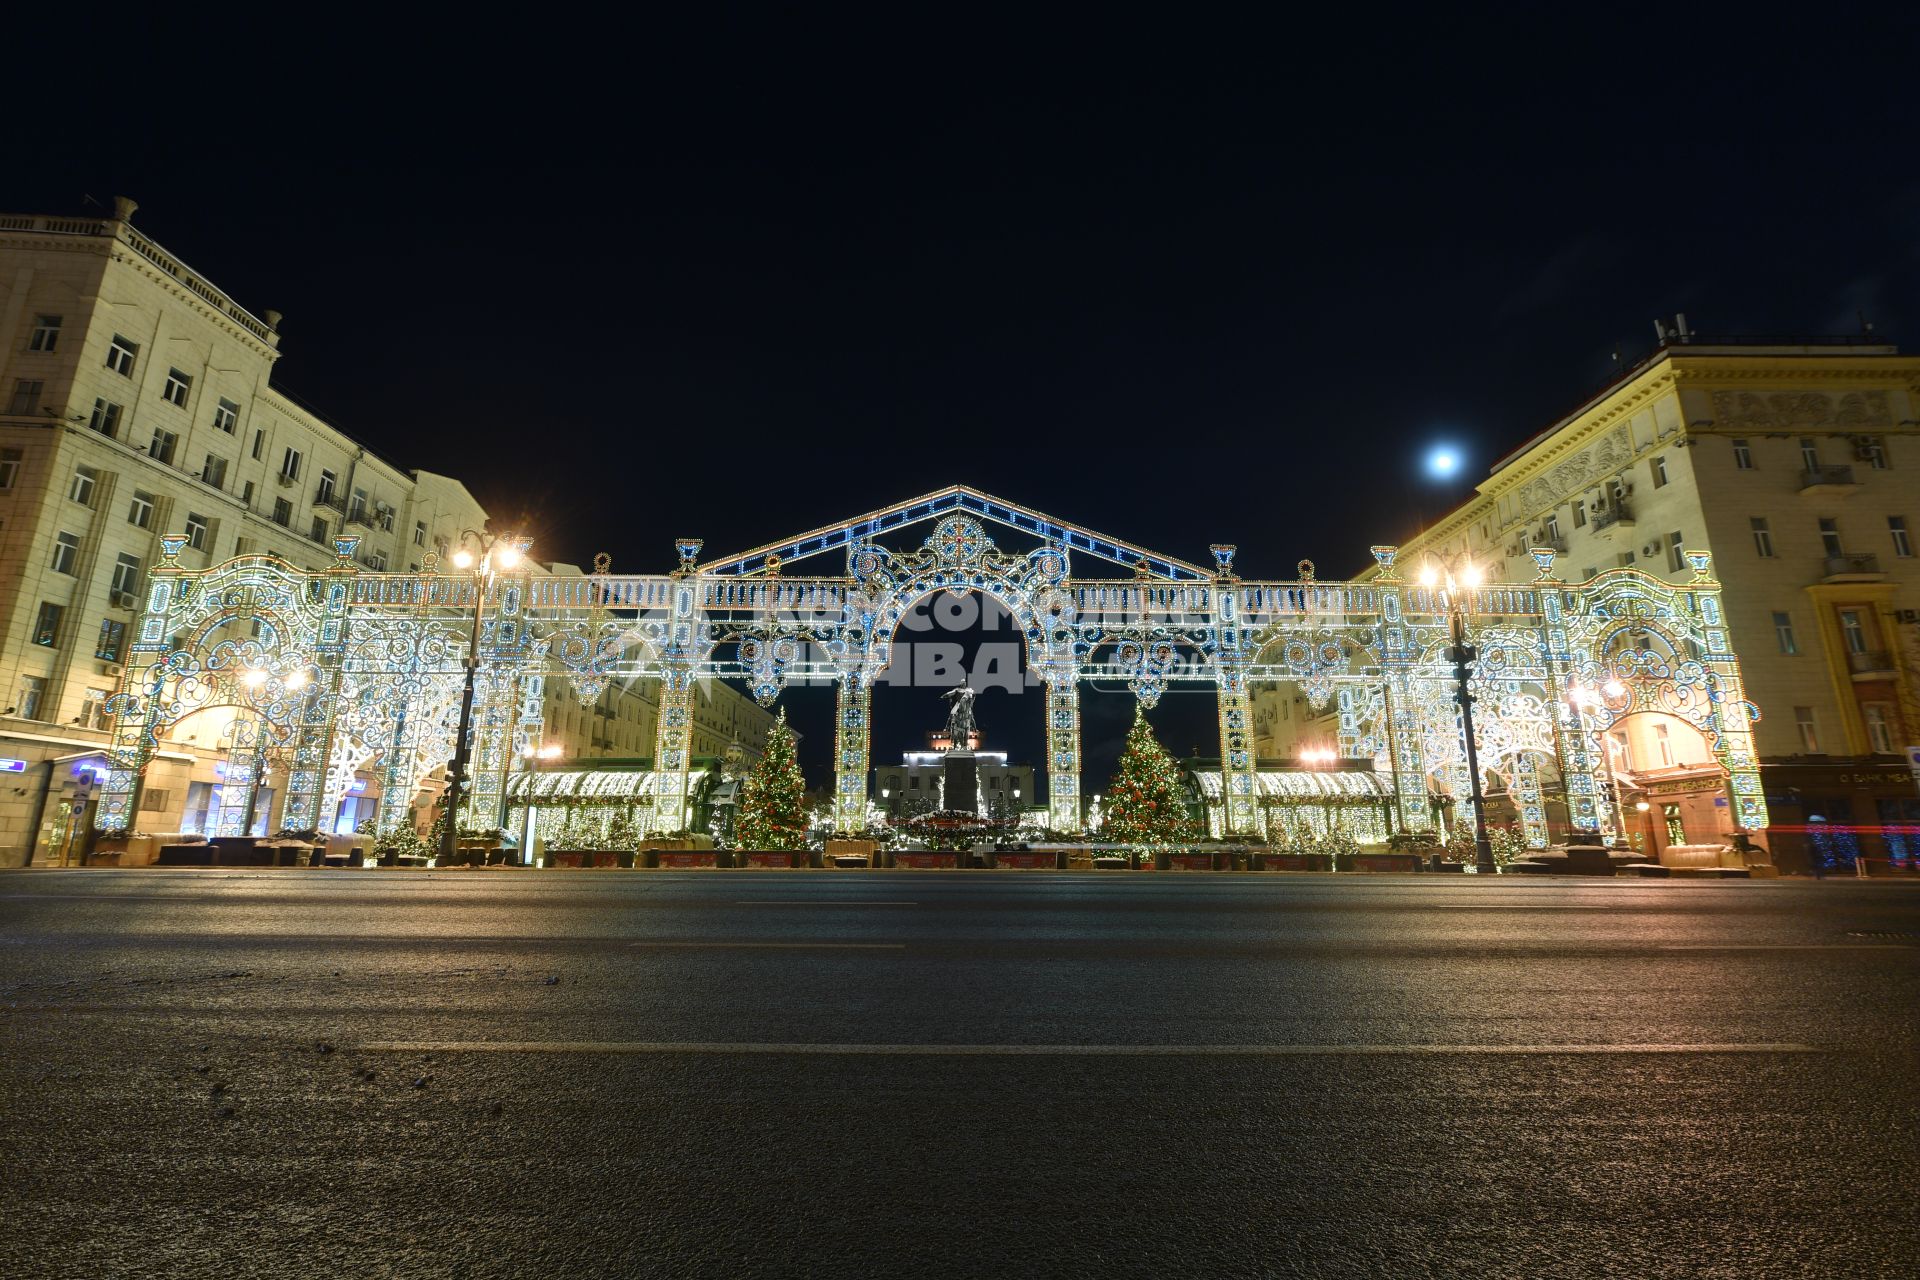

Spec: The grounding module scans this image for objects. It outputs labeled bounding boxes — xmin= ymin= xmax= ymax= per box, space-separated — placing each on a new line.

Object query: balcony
xmin=1534 ymin=534 xmax=1568 ymax=554
xmin=1798 ymin=465 xmax=1860 ymax=493
xmin=1847 ymin=649 xmax=1896 ymax=678
xmin=313 ymin=489 xmax=346 ymax=513
xmin=1590 ymin=502 xmax=1634 ymax=531
xmin=1822 ymin=552 xmax=1884 ymax=582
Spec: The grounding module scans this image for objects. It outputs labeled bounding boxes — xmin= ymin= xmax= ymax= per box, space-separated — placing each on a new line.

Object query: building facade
xmin=0 ymin=201 xmax=771 ymax=863
xmin=1347 ymin=330 xmax=1920 ymax=869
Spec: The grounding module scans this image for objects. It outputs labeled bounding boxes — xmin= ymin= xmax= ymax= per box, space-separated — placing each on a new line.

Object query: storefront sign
xmin=0 ymin=759 xmax=27 ymax=773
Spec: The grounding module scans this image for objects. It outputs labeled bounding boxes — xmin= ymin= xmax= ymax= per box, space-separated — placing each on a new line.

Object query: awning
xmin=506 ymin=770 xmax=658 ymax=803
xmin=1192 ymin=770 xmax=1395 ymax=801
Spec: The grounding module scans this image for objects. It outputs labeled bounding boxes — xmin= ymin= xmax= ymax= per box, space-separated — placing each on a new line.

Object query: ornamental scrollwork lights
xmin=97 ymin=486 xmax=1769 ymax=849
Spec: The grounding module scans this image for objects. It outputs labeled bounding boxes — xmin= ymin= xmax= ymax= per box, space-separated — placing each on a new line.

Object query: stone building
xmin=1272 ymin=327 xmax=1919 ymax=869
xmin=0 ymin=200 xmax=771 ymax=863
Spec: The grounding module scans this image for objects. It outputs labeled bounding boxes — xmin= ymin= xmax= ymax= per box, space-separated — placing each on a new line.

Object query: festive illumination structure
xmin=96 ymin=488 xmax=1767 ymax=849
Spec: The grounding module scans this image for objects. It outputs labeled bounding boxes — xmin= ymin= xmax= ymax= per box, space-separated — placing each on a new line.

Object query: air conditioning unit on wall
xmin=1642 ymin=541 xmax=1662 ymax=557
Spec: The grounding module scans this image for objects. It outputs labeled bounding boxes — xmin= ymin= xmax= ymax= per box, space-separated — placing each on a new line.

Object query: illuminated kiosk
xmin=95 ymin=488 xmax=1769 ymax=859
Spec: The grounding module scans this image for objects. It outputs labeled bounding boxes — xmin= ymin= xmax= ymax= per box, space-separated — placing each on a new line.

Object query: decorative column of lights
xmin=438 ymin=531 xmax=525 ymax=864
xmin=1418 ymin=554 xmax=1497 ymax=873
xmin=1566 ymin=679 xmax=1630 ymax=843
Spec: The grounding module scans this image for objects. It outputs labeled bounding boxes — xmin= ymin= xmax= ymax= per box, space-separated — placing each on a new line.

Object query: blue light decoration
xmin=94 ymin=488 xmax=1769 ymax=849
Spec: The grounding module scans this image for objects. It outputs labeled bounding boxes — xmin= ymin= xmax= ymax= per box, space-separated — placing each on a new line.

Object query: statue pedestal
xmin=943 ymin=751 xmax=978 ymax=815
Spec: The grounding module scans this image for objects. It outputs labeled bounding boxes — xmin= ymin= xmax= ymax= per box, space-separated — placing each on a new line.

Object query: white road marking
xmin=359 ymin=1040 xmax=1822 ymax=1057
xmin=732 ymin=900 xmax=919 ymax=906
xmin=628 ymin=941 xmax=905 ymax=950
xmin=1658 ymin=944 xmax=1912 ymax=951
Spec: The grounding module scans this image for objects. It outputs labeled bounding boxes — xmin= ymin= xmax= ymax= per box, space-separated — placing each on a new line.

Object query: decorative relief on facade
xmin=1708 ymin=390 xmax=1890 ymax=430
xmin=1514 ymin=424 xmax=1632 ymax=516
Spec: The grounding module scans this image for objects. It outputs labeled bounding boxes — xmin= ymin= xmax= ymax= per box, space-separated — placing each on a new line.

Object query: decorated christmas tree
xmin=1102 ymin=705 xmax=1200 ymax=845
xmin=736 ymin=708 xmax=808 ymax=849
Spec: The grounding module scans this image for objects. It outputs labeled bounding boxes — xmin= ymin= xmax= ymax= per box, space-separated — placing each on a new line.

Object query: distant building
xmin=873 ymin=731 xmax=1035 ymax=819
xmin=0 ymin=200 xmax=772 ymax=862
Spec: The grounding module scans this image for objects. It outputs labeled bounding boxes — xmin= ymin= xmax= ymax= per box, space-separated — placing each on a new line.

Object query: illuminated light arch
xmin=101 ymin=492 xmax=1767 ymax=850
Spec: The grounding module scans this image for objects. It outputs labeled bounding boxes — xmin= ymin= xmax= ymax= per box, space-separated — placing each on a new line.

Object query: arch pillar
xmin=1045 ymin=672 xmax=1081 ymax=832
xmin=1214 ymin=660 xmax=1259 ymax=836
xmin=832 ymin=675 xmax=872 ymax=832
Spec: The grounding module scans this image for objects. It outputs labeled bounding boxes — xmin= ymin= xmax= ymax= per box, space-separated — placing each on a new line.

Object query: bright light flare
xmin=239 ymin=668 xmax=268 ymax=689
xmin=451 ymin=549 xmax=475 ymax=569
xmin=1602 ymin=679 xmax=1627 ymax=698
xmin=494 ymin=545 xmax=522 ymax=570
xmin=1462 ymin=562 xmax=1484 ymax=587
xmin=1418 ymin=565 xmax=1439 ymax=588
xmin=1425 ymin=445 xmax=1463 ymax=479
xmin=536 ymin=743 xmax=563 ymax=760
xmin=285 ymin=670 xmax=310 ymax=690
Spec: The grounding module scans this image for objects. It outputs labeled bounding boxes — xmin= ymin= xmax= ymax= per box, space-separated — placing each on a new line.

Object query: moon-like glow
xmin=1426 ymin=445 xmax=1463 ymax=479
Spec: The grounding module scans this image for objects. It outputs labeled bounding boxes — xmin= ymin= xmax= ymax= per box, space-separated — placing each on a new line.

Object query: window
xmin=310 ymin=516 xmax=329 ymax=543
xmin=1749 ymin=517 xmax=1773 ymax=558
xmin=1571 ymin=501 xmax=1585 ymax=529
xmin=105 ymin=334 xmax=138 ymax=376
xmin=17 ymin=674 xmax=46 ymax=718
xmin=1861 ymin=437 xmax=1889 ymax=470
xmin=414 ymin=520 xmax=427 ymax=547
xmin=110 ymin=553 xmax=142 ymax=604
xmin=201 ymin=455 xmax=227 ymax=491
xmin=1581 ymin=566 xmax=1596 ymax=580
xmin=148 ymin=429 xmax=178 ymax=465
xmin=212 ymin=397 xmax=239 ymax=433
xmin=28 ymin=315 xmax=61 ymax=352
xmin=50 ymin=531 xmax=80 ymax=575
xmin=96 ymin=618 xmax=127 ymax=661
xmin=1863 ymin=703 xmax=1896 ymax=754
xmin=184 ymin=512 xmax=208 ymax=551
xmin=10 ymin=378 xmax=44 ymax=416
xmin=251 ymin=429 xmax=264 ymax=460
xmin=162 ymin=368 xmax=192 ymax=407
xmin=1732 ymin=438 xmax=1752 ymax=469
xmin=1651 ymin=455 xmax=1669 ymax=488
xmin=1819 ymin=518 xmax=1843 ymax=558
xmin=69 ymin=465 xmax=97 ymax=507
xmin=0 ymin=447 xmax=19 ymax=490
xmin=1800 ymin=438 xmax=1820 ymax=471
xmin=1651 ymin=723 xmax=1673 ymax=768
xmin=89 ymin=398 xmax=121 ymax=438
xmin=1543 ymin=513 xmax=1560 ymax=541
xmin=1666 ymin=530 xmax=1685 ymax=573
xmin=79 ymin=686 xmax=110 ymax=730
xmin=316 ymin=469 xmax=337 ymax=506
xmin=241 ymin=479 xmax=254 ymax=505
xmin=271 ymin=498 xmax=292 ymax=527
xmin=1891 ymin=516 xmax=1911 ymax=559
xmin=127 ymin=490 xmax=154 ymax=529
xmin=32 ymin=602 xmax=62 ymax=647
xmin=280 ymin=447 xmax=302 ymax=481
xmin=1662 ymin=803 xmax=1685 ymax=847
xmin=1839 ymin=610 xmax=1868 ymax=655
xmin=1773 ymin=611 xmax=1798 ymax=655
xmin=1794 ymin=706 xmax=1819 ymax=753
xmin=1619 ymin=550 xmax=1636 ymax=568
xmin=365 ymin=551 xmax=388 ymax=572
xmin=349 ymin=488 xmax=368 ymax=522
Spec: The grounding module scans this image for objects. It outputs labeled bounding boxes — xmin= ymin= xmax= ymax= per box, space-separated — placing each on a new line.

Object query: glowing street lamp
xmin=438 ymin=530 xmax=528 ymax=865
xmin=1421 ymin=554 xmax=1496 ymax=873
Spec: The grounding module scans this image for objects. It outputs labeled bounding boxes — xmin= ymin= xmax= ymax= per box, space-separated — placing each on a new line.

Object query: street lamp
xmin=1419 ymin=554 xmax=1496 ymax=874
xmin=438 ymin=530 xmax=526 ymax=866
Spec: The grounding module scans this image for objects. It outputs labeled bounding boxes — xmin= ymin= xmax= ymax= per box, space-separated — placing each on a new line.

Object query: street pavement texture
xmin=2 ymin=870 xmax=1917 ymax=1279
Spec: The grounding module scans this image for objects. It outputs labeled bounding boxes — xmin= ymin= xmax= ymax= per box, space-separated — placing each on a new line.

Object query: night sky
xmin=10 ymin=12 xmax=1918 ymax=791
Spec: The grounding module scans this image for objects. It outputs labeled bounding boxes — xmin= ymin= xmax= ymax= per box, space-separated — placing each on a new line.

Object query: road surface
xmin=3 ymin=869 xmax=1916 ymax=1277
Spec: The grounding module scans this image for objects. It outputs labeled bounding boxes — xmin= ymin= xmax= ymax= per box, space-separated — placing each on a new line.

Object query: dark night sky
xmin=10 ymin=11 xmax=1918 ymax=790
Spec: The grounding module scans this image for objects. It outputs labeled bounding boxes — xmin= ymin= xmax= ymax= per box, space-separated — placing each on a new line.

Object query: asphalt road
xmin=3 ymin=869 xmax=1917 ymax=1279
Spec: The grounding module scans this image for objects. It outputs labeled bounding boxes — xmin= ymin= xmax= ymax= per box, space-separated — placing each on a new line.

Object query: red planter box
xmin=995 ymin=851 xmax=1056 ymax=869
xmin=1167 ymin=852 xmax=1216 ymax=871
xmin=658 ymin=851 xmax=719 ymax=869
xmin=895 ymin=852 xmax=959 ymax=869
xmin=743 ymin=850 xmax=798 ymax=868
xmin=1350 ymin=853 xmax=1422 ymax=873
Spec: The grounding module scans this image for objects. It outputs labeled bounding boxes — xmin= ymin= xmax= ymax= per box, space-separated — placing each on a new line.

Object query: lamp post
xmin=438 ymin=531 xmax=525 ymax=866
xmin=1419 ymin=555 xmax=1496 ymax=874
